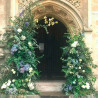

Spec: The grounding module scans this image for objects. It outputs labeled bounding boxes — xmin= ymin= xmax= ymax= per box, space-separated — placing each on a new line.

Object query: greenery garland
xmin=61 ymin=32 xmax=97 ymax=97
xmin=0 ymin=1 xmax=57 ymax=95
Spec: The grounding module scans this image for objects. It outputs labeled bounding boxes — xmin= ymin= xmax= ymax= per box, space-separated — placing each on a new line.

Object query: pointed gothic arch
xmin=32 ymin=0 xmax=83 ymax=33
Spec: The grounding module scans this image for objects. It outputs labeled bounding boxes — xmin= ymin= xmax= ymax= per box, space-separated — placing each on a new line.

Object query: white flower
xmin=86 ymin=82 xmax=90 ymax=89
xmin=28 ymin=42 xmax=32 ymax=47
xmin=29 ymin=79 xmax=31 ymax=82
xmin=79 ymin=67 xmax=81 ymax=69
xmin=7 ymin=83 xmax=10 ymax=86
xmin=73 ymin=81 xmax=76 ymax=84
xmin=29 ymin=67 xmax=33 ymax=73
xmin=17 ymin=28 xmax=22 ymax=33
xmin=11 ymin=69 xmax=16 ymax=74
xmin=71 ymin=41 xmax=78 ymax=47
xmin=21 ymin=35 xmax=26 ymax=40
xmin=12 ymin=79 xmax=15 ymax=82
xmin=28 ymin=82 xmax=34 ymax=90
xmin=82 ymin=83 xmax=90 ymax=89
xmin=1 ymin=83 xmax=7 ymax=89
xmin=7 ymin=80 xmax=11 ymax=86
xmin=70 ymin=72 xmax=73 ymax=74
xmin=79 ymin=59 xmax=82 ymax=62
xmin=8 ymin=80 xmax=11 ymax=83
xmin=82 ymin=85 xmax=85 ymax=89
xmin=82 ymin=70 xmax=85 ymax=73
xmin=77 ymin=75 xmax=80 ymax=78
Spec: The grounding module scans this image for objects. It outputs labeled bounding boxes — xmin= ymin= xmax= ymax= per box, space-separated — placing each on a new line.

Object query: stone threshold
xmin=0 ymin=93 xmax=96 ymax=98
xmin=36 ymin=80 xmax=65 ymax=92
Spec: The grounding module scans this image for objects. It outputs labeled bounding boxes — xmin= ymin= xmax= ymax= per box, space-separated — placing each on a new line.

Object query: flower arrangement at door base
xmin=61 ymin=33 xmax=97 ymax=97
xmin=0 ymin=1 xmax=58 ymax=95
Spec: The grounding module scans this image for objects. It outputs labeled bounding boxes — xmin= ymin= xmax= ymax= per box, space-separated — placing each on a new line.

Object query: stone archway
xmin=32 ymin=0 xmax=83 ymax=33
xmin=33 ymin=0 xmax=84 ymax=92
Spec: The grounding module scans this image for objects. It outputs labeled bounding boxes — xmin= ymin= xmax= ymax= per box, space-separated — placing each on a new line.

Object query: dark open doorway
xmin=35 ymin=17 xmax=68 ymax=80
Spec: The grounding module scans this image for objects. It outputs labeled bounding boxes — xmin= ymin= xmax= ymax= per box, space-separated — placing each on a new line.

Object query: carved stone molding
xmin=66 ymin=0 xmax=80 ymax=8
xmin=17 ymin=0 xmax=83 ymax=32
xmin=33 ymin=3 xmax=81 ymax=32
xmin=18 ymin=0 xmax=81 ymax=10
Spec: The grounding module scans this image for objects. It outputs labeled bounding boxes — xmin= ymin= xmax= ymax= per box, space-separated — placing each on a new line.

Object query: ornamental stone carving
xmin=18 ymin=0 xmax=81 ymax=11
xmin=66 ymin=0 xmax=80 ymax=8
xmin=17 ymin=0 xmax=83 ymax=32
xmin=34 ymin=4 xmax=76 ymax=28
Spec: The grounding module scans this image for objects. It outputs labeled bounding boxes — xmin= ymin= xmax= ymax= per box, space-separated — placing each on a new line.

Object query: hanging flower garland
xmin=61 ymin=33 xmax=97 ymax=97
xmin=0 ymin=1 xmax=58 ymax=95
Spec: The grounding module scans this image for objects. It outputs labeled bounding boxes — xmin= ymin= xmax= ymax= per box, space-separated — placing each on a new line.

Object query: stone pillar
xmin=91 ymin=0 xmax=98 ymax=91
xmin=0 ymin=0 xmax=7 ymax=65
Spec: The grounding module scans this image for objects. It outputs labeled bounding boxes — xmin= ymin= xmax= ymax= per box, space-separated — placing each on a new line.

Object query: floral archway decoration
xmin=0 ymin=1 xmax=58 ymax=94
xmin=61 ymin=33 xmax=97 ymax=97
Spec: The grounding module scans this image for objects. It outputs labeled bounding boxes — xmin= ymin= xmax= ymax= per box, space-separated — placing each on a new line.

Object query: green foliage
xmin=61 ymin=32 xmax=97 ymax=97
xmin=0 ymin=0 xmax=58 ymax=95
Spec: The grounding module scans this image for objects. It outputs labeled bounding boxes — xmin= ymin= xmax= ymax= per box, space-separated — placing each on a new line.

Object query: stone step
xmin=40 ymin=92 xmax=68 ymax=98
xmin=36 ymin=80 xmax=65 ymax=92
xmin=0 ymin=93 xmax=96 ymax=98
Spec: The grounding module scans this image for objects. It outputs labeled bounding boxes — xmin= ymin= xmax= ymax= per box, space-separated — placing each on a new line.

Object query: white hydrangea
xmin=73 ymin=81 xmax=76 ymax=84
xmin=17 ymin=28 xmax=22 ymax=33
xmin=28 ymin=42 xmax=32 ymax=47
xmin=28 ymin=82 xmax=34 ymax=90
xmin=21 ymin=35 xmax=26 ymax=40
xmin=86 ymin=82 xmax=90 ymax=89
xmin=81 ymin=85 xmax=85 ymax=89
xmin=12 ymin=79 xmax=15 ymax=82
xmin=81 ymin=82 xmax=90 ymax=89
xmin=79 ymin=59 xmax=82 ymax=62
xmin=1 ymin=80 xmax=11 ymax=89
xmin=82 ymin=70 xmax=85 ymax=73
xmin=7 ymin=80 xmax=11 ymax=86
xmin=11 ymin=69 xmax=16 ymax=74
xmin=79 ymin=67 xmax=81 ymax=69
xmin=71 ymin=41 xmax=78 ymax=47
xmin=77 ymin=75 xmax=80 ymax=78
xmin=29 ymin=67 xmax=33 ymax=73
xmin=1 ymin=83 xmax=7 ymax=89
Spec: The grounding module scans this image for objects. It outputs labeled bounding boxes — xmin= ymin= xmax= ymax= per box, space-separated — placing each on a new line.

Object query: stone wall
xmin=91 ymin=0 xmax=98 ymax=90
xmin=0 ymin=0 xmax=7 ymax=65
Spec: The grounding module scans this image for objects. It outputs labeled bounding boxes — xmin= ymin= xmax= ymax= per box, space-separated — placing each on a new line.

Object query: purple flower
xmin=11 ymin=44 xmax=18 ymax=55
xmin=20 ymin=61 xmax=24 ymax=67
xmin=25 ymin=22 xmax=29 ymax=26
xmin=5 ymin=87 xmax=17 ymax=94
xmin=64 ymin=88 xmax=68 ymax=91
xmin=28 ymin=51 xmax=32 ymax=55
xmin=19 ymin=10 xmax=24 ymax=17
xmin=24 ymin=64 xmax=29 ymax=71
xmin=68 ymin=85 xmax=73 ymax=90
xmin=66 ymin=85 xmax=73 ymax=91
xmin=20 ymin=64 xmax=24 ymax=67
xmin=11 ymin=51 xmax=14 ymax=55
xmin=20 ymin=68 xmax=25 ymax=73
xmin=17 ymin=61 xmax=30 ymax=73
